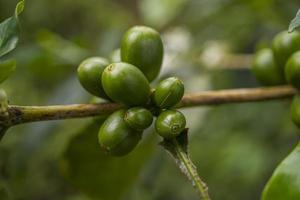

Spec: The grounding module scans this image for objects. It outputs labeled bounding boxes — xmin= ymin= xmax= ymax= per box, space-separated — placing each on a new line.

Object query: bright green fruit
xmin=124 ymin=107 xmax=153 ymax=130
xmin=109 ymin=48 xmax=121 ymax=63
xmin=154 ymin=77 xmax=184 ymax=108
xmin=98 ymin=109 xmax=142 ymax=156
xmin=121 ymin=26 xmax=163 ymax=82
xmin=0 ymin=89 xmax=8 ymax=114
xmin=155 ymin=110 xmax=186 ymax=139
xmin=285 ymin=51 xmax=300 ymax=89
xmin=102 ymin=62 xmax=151 ymax=106
xmin=77 ymin=57 xmax=109 ymax=98
xmin=272 ymin=30 xmax=300 ymax=73
xmin=251 ymin=48 xmax=285 ymax=86
xmin=290 ymin=95 xmax=300 ymax=128
xmin=0 ymin=89 xmax=7 ymax=103
xmin=262 ymin=142 xmax=300 ymax=200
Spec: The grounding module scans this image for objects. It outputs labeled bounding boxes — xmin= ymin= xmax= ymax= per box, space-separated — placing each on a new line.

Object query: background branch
xmin=5 ymin=85 xmax=296 ymax=126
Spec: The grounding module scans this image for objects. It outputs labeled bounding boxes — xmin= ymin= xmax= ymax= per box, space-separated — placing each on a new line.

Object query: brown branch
xmin=6 ymin=85 xmax=297 ymax=126
xmin=8 ymin=103 xmax=121 ymax=125
xmin=177 ymin=85 xmax=296 ymax=107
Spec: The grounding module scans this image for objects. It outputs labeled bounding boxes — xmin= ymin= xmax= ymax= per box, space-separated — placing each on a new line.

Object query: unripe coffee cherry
xmin=98 ymin=109 xmax=142 ymax=156
xmin=272 ymin=30 xmax=300 ymax=73
xmin=155 ymin=110 xmax=186 ymax=139
xmin=109 ymin=49 xmax=121 ymax=63
xmin=154 ymin=77 xmax=184 ymax=108
xmin=251 ymin=48 xmax=285 ymax=86
xmin=290 ymin=95 xmax=300 ymax=128
xmin=77 ymin=57 xmax=109 ymax=99
xmin=124 ymin=107 xmax=153 ymax=130
xmin=0 ymin=89 xmax=8 ymax=114
xmin=102 ymin=62 xmax=151 ymax=106
xmin=121 ymin=26 xmax=163 ymax=82
xmin=285 ymin=51 xmax=300 ymax=89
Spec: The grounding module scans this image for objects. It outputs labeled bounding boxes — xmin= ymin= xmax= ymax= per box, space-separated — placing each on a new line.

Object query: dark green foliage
xmin=63 ymin=121 xmax=156 ymax=200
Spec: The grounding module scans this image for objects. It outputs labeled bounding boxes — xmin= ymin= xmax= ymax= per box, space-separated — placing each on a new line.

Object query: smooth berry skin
xmin=124 ymin=107 xmax=153 ymax=131
xmin=154 ymin=77 xmax=184 ymax=108
xmin=98 ymin=109 xmax=142 ymax=156
xmin=272 ymin=31 xmax=300 ymax=73
xmin=0 ymin=89 xmax=8 ymax=113
xmin=285 ymin=51 xmax=300 ymax=89
xmin=101 ymin=62 xmax=151 ymax=106
xmin=155 ymin=110 xmax=186 ymax=139
xmin=251 ymin=48 xmax=285 ymax=86
xmin=77 ymin=57 xmax=109 ymax=99
xmin=121 ymin=26 xmax=163 ymax=82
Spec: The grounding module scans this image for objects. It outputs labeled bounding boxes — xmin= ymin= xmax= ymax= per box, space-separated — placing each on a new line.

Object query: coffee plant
xmin=1 ymin=1 xmax=300 ymax=200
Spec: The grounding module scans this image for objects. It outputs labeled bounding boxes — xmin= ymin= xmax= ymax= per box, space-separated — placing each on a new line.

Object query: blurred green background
xmin=0 ymin=0 xmax=300 ymax=199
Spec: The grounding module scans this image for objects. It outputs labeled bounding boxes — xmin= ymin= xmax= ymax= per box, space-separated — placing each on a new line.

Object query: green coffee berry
xmin=0 ymin=89 xmax=8 ymax=115
xmin=290 ymin=95 xmax=300 ymax=128
xmin=98 ymin=109 xmax=142 ymax=156
xmin=272 ymin=30 xmax=300 ymax=73
xmin=121 ymin=26 xmax=163 ymax=82
xmin=285 ymin=51 xmax=300 ymax=89
xmin=109 ymin=48 xmax=121 ymax=63
xmin=124 ymin=107 xmax=153 ymax=130
xmin=251 ymin=48 xmax=285 ymax=85
xmin=77 ymin=57 xmax=109 ymax=99
xmin=155 ymin=110 xmax=186 ymax=139
xmin=154 ymin=77 xmax=184 ymax=108
xmin=102 ymin=62 xmax=151 ymax=106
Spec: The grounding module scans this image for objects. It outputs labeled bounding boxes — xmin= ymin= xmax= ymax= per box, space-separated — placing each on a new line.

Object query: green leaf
xmin=0 ymin=60 xmax=16 ymax=83
xmin=15 ymin=0 xmax=25 ymax=17
xmin=289 ymin=9 xmax=300 ymax=33
xmin=0 ymin=0 xmax=25 ymax=57
xmin=61 ymin=122 xmax=156 ymax=200
xmin=262 ymin=141 xmax=300 ymax=200
xmin=36 ymin=30 xmax=89 ymax=64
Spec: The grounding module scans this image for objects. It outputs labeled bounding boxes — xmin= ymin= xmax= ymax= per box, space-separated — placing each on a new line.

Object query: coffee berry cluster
xmin=77 ymin=26 xmax=185 ymax=156
xmin=251 ymin=30 xmax=300 ymax=128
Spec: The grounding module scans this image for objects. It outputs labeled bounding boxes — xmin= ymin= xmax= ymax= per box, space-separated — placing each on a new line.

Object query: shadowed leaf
xmin=0 ymin=0 xmax=25 ymax=57
xmin=0 ymin=60 xmax=16 ymax=83
xmin=289 ymin=9 xmax=300 ymax=33
xmin=62 ymin=122 xmax=156 ymax=200
xmin=262 ymin=142 xmax=300 ymax=200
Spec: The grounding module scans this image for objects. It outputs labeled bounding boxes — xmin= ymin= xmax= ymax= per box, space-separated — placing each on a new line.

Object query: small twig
xmin=4 ymin=85 xmax=297 ymax=126
xmin=171 ymin=138 xmax=211 ymax=200
xmin=160 ymin=130 xmax=211 ymax=199
xmin=8 ymin=103 xmax=121 ymax=125
xmin=177 ymin=85 xmax=296 ymax=107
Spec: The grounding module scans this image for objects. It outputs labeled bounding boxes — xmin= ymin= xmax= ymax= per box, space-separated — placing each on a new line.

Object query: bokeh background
xmin=0 ymin=0 xmax=300 ymax=199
